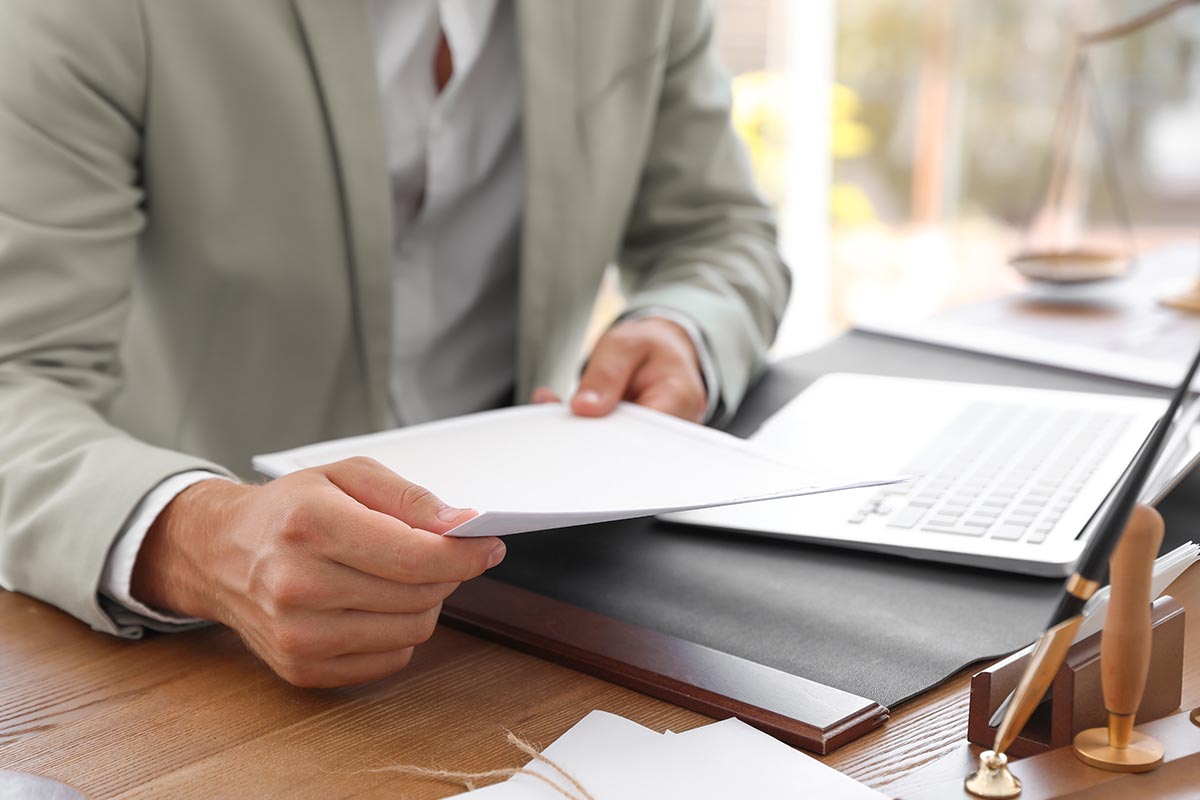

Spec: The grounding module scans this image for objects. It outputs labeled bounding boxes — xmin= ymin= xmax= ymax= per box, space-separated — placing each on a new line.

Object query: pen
xmin=986 ymin=337 xmax=1200 ymax=760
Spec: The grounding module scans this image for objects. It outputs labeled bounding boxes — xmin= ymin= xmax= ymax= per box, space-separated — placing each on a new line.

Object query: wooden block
xmin=967 ymin=596 xmax=1185 ymax=757
xmin=441 ymin=576 xmax=889 ymax=754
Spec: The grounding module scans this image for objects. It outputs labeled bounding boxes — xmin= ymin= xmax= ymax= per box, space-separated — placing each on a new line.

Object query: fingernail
xmin=437 ymin=506 xmax=465 ymax=523
xmin=487 ymin=542 xmax=507 ymax=568
xmin=577 ymin=389 xmax=602 ymax=406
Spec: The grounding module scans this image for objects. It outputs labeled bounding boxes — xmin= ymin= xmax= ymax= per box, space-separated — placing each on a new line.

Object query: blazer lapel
xmin=514 ymin=0 xmax=578 ymax=400
xmin=292 ymin=0 xmax=394 ymax=429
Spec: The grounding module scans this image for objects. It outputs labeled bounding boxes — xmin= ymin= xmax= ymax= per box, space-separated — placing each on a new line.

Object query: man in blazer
xmin=0 ymin=0 xmax=789 ymax=687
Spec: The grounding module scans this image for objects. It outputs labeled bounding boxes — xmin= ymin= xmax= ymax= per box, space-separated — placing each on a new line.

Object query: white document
xmin=253 ymin=403 xmax=896 ymax=538
xmin=1075 ymin=542 xmax=1199 ymax=643
xmin=859 ymin=242 xmax=1200 ymax=389
xmin=457 ymin=710 xmax=886 ymax=799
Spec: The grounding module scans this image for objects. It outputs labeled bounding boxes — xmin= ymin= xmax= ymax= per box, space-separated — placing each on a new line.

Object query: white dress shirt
xmin=373 ymin=0 xmax=523 ymax=425
xmin=100 ymin=0 xmax=717 ymax=628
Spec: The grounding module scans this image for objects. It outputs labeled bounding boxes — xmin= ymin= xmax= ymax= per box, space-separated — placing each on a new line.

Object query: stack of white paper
xmin=457 ymin=711 xmax=886 ymax=799
xmin=1075 ymin=541 xmax=1199 ymax=643
xmin=253 ymin=403 xmax=897 ymax=538
xmin=858 ymin=242 xmax=1200 ymax=389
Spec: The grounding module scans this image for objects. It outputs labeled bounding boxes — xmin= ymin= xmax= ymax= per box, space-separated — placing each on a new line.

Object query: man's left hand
xmin=531 ymin=317 xmax=708 ymax=423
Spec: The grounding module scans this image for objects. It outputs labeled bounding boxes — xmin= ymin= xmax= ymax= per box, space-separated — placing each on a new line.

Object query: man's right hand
xmin=130 ymin=457 xmax=505 ymax=688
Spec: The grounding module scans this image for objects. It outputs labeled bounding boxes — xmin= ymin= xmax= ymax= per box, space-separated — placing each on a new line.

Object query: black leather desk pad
xmin=488 ymin=330 xmax=1200 ymax=708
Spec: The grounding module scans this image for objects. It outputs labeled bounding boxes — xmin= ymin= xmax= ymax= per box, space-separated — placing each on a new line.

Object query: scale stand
xmin=1010 ymin=0 xmax=1200 ymax=287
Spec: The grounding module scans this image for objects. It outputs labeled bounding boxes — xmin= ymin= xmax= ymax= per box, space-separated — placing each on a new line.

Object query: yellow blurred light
xmin=731 ymin=73 xmax=876 ymax=220
xmin=831 ymin=183 xmax=877 ymax=225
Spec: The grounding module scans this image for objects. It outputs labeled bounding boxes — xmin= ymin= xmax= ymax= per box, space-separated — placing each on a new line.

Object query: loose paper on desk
xmin=253 ymin=403 xmax=898 ymax=538
xmin=859 ymin=242 xmax=1200 ymax=388
xmin=457 ymin=710 xmax=886 ymax=799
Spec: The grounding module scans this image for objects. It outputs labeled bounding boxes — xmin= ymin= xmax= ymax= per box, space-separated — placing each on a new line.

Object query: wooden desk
xmin=1 ymin=564 xmax=1196 ymax=799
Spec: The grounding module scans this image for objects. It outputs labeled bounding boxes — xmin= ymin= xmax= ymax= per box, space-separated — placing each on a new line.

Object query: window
xmin=716 ymin=0 xmax=1200 ymax=353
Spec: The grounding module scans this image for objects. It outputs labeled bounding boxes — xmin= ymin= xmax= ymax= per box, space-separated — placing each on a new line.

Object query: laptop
xmin=661 ymin=374 xmax=1196 ymax=576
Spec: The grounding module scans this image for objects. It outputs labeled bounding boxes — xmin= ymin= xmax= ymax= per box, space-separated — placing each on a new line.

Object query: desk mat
xmin=449 ymin=332 xmax=1200 ymax=747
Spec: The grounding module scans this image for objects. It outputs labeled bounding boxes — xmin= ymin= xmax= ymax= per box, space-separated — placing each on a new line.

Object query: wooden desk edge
xmin=442 ymin=576 xmax=889 ymax=755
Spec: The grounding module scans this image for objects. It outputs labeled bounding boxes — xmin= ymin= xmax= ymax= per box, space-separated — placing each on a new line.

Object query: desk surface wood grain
xmin=2 ymin=566 xmax=1196 ymax=799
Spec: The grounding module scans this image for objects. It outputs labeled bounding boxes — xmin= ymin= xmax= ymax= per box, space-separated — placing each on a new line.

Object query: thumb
xmin=323 ymin=456 xmax=476 ymax=534
xmin=571 ymin=335 xmax=646 ymax=417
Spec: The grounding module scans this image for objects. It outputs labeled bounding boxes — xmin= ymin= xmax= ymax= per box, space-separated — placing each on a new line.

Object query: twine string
xmin=504 ymin=730 xmax=596 ymax=800
xmin=361 ymin=730 xmax=596 ymax=800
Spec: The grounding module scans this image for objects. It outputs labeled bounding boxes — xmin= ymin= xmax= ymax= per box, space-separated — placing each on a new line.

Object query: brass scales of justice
xmin=968 ymin=7 xmax=1200 ymax=797
xmin=1007 ymin=0 xmax=1200 ymax=310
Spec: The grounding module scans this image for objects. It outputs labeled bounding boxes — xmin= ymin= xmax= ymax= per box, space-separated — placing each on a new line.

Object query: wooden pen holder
xmin=967 ymin=595 xmax=1186 ymax=758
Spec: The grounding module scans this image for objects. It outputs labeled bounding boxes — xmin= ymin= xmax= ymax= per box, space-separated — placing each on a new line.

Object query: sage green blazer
xmin=0 ymin=0 xmax=790 ymax=635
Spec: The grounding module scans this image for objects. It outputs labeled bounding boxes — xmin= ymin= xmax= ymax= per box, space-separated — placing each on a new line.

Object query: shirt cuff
xmin=100 ymin=470 xmax=227 ymax=627
xmin=620 ymin=307 xmax=722 ymax=423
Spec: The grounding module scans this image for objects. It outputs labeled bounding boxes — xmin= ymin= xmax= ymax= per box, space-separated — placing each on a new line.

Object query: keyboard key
xmin=923 ymin=523 xmax=986 ymax=537
xmin=887 ymin=506 xmax=928 ymax=529
xmin=992 ymin=524 xmax=1028 ymax=541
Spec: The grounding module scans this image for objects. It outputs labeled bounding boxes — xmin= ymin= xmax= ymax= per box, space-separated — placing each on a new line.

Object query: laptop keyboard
xmin=849 ymin=402 xmax=1133 ymax=544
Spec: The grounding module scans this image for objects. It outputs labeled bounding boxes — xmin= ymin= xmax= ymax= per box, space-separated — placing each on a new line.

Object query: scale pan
xmin=1009 ymin=249 xmax=1130 ymax=284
